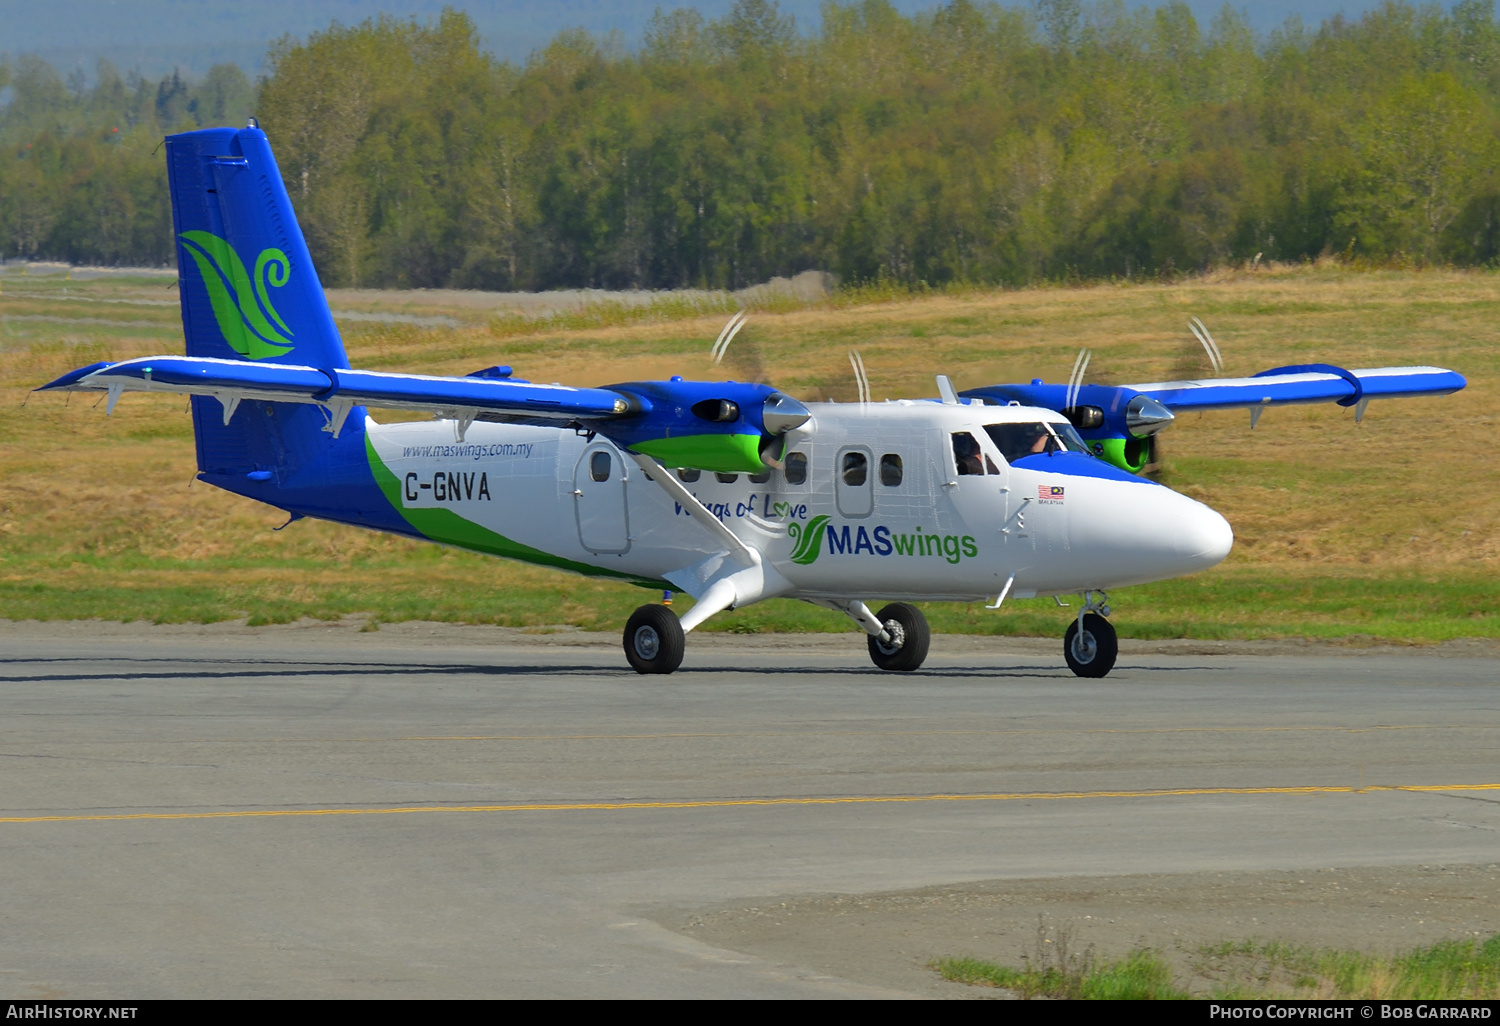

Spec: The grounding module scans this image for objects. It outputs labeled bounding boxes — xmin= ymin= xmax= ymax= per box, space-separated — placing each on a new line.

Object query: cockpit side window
xmin=951 ymin=432 xmax=985 ymax=476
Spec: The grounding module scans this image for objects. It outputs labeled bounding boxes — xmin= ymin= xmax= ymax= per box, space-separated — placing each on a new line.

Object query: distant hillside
xmin=4 ymin=1 xmax=1383 ymax=80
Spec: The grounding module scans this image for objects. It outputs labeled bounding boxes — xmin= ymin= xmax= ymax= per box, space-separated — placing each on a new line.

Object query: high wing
xmin=962 ymin=361 xmax=1466 ymax=472
xmin=1124 ymin=364 xmax=1466 ymax=415
xmin=38 ymin=356 xmax=631 ymax=438
xmin=37 ymin=354 xmax=811 ymax=473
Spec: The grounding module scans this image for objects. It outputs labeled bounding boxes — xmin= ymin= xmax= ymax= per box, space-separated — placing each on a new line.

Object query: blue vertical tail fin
xmin=166 ymin=124 xmax=403 ymax=535
xmin=167 ymin=123 xmax=347 ymax=368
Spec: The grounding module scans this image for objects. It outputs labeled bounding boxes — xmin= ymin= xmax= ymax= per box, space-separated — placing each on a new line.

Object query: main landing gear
xmin=810 ymin=598 xmax=932 ymax=672
xmin=866 ymin=602 xmax=931 ymax=672
xmin=1063 ymin=590 xmax=1117 ymax=678
xmin=623 ymin=596 xmax=936 ymax=676
xmin=624 ymin=604 xmax=685 ymax=674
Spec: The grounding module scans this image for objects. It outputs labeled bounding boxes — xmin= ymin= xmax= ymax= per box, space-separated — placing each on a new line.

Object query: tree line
xmin=5 ymin=1 xmax=1500 ymax=288
xmin=0 ymin=56 xmax=253 ymax=267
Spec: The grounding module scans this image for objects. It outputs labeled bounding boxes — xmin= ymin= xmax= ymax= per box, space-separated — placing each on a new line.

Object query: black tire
xmin=1064 ymin=612 xmax=1118 ymax=678
xmin=624 ymin=604 xmax=685 ymax=674
xmin=867 ymin=602 xmax=931 ymax=671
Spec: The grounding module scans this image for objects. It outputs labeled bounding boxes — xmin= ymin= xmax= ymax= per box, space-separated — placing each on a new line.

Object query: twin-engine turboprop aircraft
xmin=38 ymin=124 xmax=1467 ymax=677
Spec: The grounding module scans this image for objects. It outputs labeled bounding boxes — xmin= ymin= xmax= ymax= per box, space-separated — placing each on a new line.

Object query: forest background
xmin=7 ymin=0 xmax=1500 ymax=291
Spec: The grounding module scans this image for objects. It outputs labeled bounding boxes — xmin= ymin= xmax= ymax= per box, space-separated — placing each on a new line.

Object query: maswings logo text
xmin=179 ymin=230 xmax=294 ymax=360
xmin=789 ymin=516 xmax=979 ymax=566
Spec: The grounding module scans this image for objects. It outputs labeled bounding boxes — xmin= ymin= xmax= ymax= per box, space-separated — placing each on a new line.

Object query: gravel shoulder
xmin=652 ymin=864 xmax=1500 ymax=998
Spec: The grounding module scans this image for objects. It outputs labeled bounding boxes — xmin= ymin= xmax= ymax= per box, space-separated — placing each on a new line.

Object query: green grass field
xmin=933 ymin=933 xmax=1500 ymax=999
xmin=2 ymin=264 xmax=1495 ymax=640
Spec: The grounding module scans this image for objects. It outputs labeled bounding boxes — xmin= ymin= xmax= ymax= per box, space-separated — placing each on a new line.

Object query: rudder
xmin=167 ymin=123 xmax=348 ymax=369
xmin=167 ymin=124 xmax=405 ymax=538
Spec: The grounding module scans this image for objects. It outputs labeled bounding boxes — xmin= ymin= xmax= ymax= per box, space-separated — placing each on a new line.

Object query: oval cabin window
xmin=590 ymin=451 xmax=611 ymax=482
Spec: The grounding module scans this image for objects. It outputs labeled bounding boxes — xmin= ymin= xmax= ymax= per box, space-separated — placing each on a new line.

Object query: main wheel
xmin=1063 ymin=612 xmax=1118 ymax=678
xmin=867 ymin=602 xmax=931 ymax=671
xmin=624 ymin=604 xmax=685 ymax=674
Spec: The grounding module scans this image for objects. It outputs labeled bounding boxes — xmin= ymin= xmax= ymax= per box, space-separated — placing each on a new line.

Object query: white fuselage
xmin=365 ymin=401 xmax=1233 ymax=603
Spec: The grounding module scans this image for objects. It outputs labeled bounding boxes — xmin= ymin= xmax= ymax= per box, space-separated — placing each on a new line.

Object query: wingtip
xmin=35 ymin=361 xmax=114 ymax=391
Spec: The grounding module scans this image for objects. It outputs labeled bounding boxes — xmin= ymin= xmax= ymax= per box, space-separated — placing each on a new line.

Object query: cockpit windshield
xmin=984 ymin=422 xmax=1093 ymax=463
xmin=1051 ymin=422 xmax=1092 ymax=454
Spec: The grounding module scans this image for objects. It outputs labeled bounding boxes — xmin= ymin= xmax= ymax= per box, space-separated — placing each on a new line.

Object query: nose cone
xmin=1174 ymin=502 xmax=1234 ymax=570
xmin=1125 ymin=394 xmax=1175 ymax=436
xmin=1054 ymin=476 xmax=1234 ymax=589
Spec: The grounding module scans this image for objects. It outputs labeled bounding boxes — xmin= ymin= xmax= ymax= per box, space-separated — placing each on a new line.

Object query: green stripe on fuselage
xmin=365 ymin=434 xmax=667 ymax=587
xmin=631 ymin=432 xmax=763 ymax=473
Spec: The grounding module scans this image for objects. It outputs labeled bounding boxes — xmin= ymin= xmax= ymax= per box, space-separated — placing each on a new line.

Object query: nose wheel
xmin=1063 ymin=591 xmax=1117 ymax=677
xmin=624 ymin=604 xmax=685 ymax=674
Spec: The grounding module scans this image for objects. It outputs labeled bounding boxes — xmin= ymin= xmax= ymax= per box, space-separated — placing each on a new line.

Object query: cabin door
xmin=573 ymin=443 xmax=631 ymax=554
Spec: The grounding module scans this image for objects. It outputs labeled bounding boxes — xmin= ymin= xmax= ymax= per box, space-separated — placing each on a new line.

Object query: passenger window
xmin=676 ymin=467 xmax=701 ymax=483
xmin=880 ymin=453 xmax=903 ymax=486
xmin=835 ymin=447 xmax=874 ymax=518
xmin=951 ymin=432 xmax=984 ymax=476
xmin=590 ymin=451 xmax=611 ymax=482
xmin=748 ymin=469 xmax=771 ymax=484
xmin=842 ymin=451 xmax=868 ymax=486
xmin=715 ymin=472 xmax=739 ymax=484
xmin=784 ymin=451 xmax=808 ymax=485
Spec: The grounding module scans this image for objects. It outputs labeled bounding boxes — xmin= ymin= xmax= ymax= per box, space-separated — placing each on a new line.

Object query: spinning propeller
xmin=960 ymin=316 xmax=1464 ymax=472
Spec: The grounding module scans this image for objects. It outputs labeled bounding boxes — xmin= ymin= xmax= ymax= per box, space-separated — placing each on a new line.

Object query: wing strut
xmin=625 ymin=453 xmax=755 ymax=568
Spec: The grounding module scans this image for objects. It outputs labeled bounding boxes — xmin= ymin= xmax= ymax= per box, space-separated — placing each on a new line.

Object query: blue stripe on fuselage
xmin=1008 ymin=451 xmax=1160 ymax=483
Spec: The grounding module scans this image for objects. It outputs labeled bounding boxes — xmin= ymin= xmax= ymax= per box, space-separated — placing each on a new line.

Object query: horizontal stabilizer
xmin=1126 ymin=365 xmax=1466 ymax=411
xmin=38 ymin=356 xmax=631 ymax=427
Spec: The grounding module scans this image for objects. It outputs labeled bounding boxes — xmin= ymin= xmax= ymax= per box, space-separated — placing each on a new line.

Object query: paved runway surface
xmin=1 ymin=623 xmax=1497 ymax=998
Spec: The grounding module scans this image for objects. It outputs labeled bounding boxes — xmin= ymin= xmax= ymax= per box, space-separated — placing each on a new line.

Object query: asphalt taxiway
xmin=1 ymin=622 xmax=1497 ymax=998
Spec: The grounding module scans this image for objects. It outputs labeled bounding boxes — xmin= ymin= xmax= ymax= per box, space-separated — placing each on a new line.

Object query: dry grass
xmin=2 ymin=265 xmax=1495 ymax=634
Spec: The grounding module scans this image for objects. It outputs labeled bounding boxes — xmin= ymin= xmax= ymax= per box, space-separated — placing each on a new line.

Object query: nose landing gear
xmin=1063 ymin=590 xmax=1117 ymax=678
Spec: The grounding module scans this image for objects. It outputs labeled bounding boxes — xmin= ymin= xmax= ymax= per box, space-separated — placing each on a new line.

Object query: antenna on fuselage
xmin=935 ymin=374 xmax=960 ymax=405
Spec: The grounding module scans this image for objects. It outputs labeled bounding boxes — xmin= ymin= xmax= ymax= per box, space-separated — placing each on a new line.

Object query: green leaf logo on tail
xmin=179 ymin=230 xmax=294 ymax=360
xmin=788 ymin=514 xmax=831 ymax=565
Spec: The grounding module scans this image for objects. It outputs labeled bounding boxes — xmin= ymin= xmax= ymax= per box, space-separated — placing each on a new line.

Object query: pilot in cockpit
xmin=952 ymin=432 xmax=985 ymax=476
